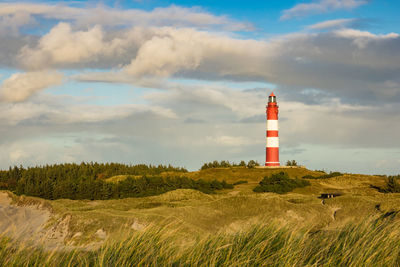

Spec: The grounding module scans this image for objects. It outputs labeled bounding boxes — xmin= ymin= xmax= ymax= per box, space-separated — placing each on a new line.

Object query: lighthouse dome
xmin=268 ymin=92 xmax=276 ymax=103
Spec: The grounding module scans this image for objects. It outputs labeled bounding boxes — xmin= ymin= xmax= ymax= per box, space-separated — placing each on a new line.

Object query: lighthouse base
xmin=265 ymin=162 xmax=280 ymax=166
xmin=256 ymin=165 xmax=306 ymax=169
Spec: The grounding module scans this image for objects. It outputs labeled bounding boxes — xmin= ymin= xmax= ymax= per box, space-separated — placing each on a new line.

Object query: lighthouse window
xmin=269 ymin=96 xmax=276 ymax=103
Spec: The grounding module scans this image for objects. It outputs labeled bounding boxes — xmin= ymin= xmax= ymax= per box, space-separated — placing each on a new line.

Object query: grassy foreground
xmin=1 ymin=216 xmax=400 ymax=266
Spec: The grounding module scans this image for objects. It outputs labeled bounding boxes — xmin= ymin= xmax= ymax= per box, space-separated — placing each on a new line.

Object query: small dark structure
xmin=319 ymin=193 xmax=342 ymax=199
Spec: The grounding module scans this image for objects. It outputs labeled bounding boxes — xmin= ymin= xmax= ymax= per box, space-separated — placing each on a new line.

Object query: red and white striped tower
xmin=265 ymin=92 xmax=280 ymax=166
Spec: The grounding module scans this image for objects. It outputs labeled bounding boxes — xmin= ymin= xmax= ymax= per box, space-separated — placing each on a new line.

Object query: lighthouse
xmin=265 ymin=92 xmax=280 ymax=166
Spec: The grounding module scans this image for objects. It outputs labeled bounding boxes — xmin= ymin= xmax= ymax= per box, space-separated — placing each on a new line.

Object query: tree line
xmin=200 ymin=160 xmax=260 ymax=170
xmin=14 ymin=174 xmax=232 ymax=200
xmin=0 ymin=162 xmax=188 ymax=191
xmin=0 ymin=163 xmax=236 ymax=200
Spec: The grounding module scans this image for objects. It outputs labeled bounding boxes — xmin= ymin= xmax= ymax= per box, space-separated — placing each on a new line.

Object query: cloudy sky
xmin=0 ymin=0 xmax=399 ymax=174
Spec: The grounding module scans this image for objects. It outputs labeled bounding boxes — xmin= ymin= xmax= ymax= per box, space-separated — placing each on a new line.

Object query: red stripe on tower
xmin=266 ymin=92 xmax=280 ymax=166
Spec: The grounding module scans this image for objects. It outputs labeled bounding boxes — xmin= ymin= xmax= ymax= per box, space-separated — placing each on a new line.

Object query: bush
xmin=375 ymin=176 xmax=400 ymax=193
xmin=286 ymin=160 xmax=298 ymax=166
xmin=253 ymin=172 xmax=310 ymax=194
xmin=247 ymin=160 xmax=260 ymax=169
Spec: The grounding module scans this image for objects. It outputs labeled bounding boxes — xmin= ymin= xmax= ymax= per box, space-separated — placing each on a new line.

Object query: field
xmin=1 ymin=166 xmax=400 ymax=266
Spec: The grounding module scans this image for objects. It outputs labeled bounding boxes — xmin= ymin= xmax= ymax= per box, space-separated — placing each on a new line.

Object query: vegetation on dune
xmin=253 ymin=172 xmax=310 ymax=194
xmin=200 ymin=160 xmax=260 ymax=170
xmin=0 ymin=163 xmax=237 ymax=200
xmin=232 ymin=180 xmax=248 ymax=185
xmin=302 ymin=171 xmax=343 ymax=179
xmin=1 ymin=165 xmax=399 ymax=266
xmin=385 ymin=176 xmax=400 ymax=193
xmin=16 ymin=175 xmax=233 ymax=200
xmin=373 ymin=176 xmax=400 ymax=193
xmin=1 ymin=217 xmax=400 ymax=266
xmin=0 ymin=163 xmax=187 ymax=191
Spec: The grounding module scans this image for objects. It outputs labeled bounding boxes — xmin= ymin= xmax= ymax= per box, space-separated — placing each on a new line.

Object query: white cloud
xmin=11 ymin=18 xmax=400 ymax=106
xmin=307 ymin=18 xmax=356 ymax=29
xmin=0 ymin=3 xmax=250 ymax=31
xmin=334 ymin=28 xmax=399 ymax=39
xmin=145 ymin=84 xmax=265 ymax=118
xmin=19 ymin=23 xmax=106 ymax=69
xmin=0 ymin=100 xmax=177 ymax=125
xmin=121 ymin=27 xmax=267 ymax=78
xmin=0 ymin=71 xmax=63 ymax=102
xmin=21 ymin=24 xmax=266 ymax=76
xmin=334 ymin=29 xmax=399 ymax=48
xmin=124 ymin=28 xmax=204 ymax=77
xmin=281 ymin=0 xmax=367 ymax=20
xmin=18 ymin=24 xmax=152 ymax=70
xmin=73 ymin=27 xmax=400 ymax=103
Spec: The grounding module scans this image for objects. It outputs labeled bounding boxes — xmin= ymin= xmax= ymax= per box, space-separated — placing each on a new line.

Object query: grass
xmin=2 ymin=167 xmax=400 ymax=265
xmin=1 ymin=168 xmax=394 ymax=244
xmin=1 ymin=216 xmax=400 ymax=266
xmin=303 ymin=171 xmax=343 ymax=179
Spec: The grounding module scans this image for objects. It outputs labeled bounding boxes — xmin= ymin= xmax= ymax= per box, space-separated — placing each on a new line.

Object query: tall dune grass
xmin=1 ymin=216 xmax=400 ymax=266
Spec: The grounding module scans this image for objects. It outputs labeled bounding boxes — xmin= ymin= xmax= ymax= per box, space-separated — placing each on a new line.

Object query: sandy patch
xmin=131 ymin=219 xmax=146 ymax=230
xmin=95 ymin=229 xmax=107 ymax=239
xmin=0 ymin=192 xmax=69 ymax=249
xmin=0 ymin=192 xmax=51 ymax=240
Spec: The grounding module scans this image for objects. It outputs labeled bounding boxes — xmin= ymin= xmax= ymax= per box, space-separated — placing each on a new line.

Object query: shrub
xmin=375 ymin=176 xmax=400 ymax=193
xmin=247 ymin=160 xmax=260 ymax=169
xmin=253 ymin=172 xmax=310 ymax=194
xmin=286 ymin=160 xmax=298 ymax=166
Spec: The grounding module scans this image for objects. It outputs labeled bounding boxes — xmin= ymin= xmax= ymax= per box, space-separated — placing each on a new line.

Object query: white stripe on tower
xmin=267 ymin=120 xmax=278 ymax=131
xmin=266 ymin=137 xmax=279 ymax=147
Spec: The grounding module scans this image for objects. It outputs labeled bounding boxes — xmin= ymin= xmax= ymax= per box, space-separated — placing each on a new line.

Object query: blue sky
xmin=0 ymin=0 xmax=399 ymax=174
